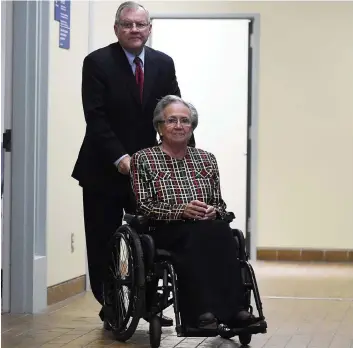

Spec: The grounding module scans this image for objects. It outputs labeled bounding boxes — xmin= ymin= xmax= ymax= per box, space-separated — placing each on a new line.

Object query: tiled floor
xmin=2 ymin=261 xmax=353 ymax=348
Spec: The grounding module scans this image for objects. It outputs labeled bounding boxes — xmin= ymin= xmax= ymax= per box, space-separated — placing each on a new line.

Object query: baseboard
xmin=257 ymin=248 xmax=353 ymax=263
xmin=47 ymin=275 xmax=86 ymax=305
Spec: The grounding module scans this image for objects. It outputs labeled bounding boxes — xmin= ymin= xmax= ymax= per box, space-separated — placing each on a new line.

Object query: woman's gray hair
xmin=115 ymin=1 xmax=150 ymax=25
xmin=153 ymin=95 xmax=199 ymax=132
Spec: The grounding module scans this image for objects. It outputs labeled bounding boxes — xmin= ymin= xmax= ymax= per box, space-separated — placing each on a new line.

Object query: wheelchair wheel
xmin=149 ymin=316 xmax=162 ymax=348
xmin=104 ymin=225 xmax=145 ymax=342
xmin=219 ymin=324 xmax=235 ymax=339
xmin=239 ymin=333 xmax=252 ymax=346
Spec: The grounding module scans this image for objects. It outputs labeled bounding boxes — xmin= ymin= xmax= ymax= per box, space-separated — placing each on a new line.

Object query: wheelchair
xmin=102 ymin=212 xmax=267 ymax=348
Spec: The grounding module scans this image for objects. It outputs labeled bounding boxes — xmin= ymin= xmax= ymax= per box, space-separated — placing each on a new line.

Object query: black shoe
xmin=144 ymin=314 xmax=173 ymax=327
xmin=160 ymin=314 xmax=174 ymax=327
xmin=103 ymin=319 xmax=112 ymax=331
xmin=100 ymin=305 xmax=114 ymax=331
xmin=198 ymin=312 xmax=218 ymax=329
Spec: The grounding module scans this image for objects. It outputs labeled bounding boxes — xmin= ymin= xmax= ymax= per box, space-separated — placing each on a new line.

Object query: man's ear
xmin=114 ymin=24 xmax=119 ymax=37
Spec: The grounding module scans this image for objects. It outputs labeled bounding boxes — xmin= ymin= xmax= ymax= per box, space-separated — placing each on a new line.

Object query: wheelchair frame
xmin=103 ymin=213 xmax=267 ymax=348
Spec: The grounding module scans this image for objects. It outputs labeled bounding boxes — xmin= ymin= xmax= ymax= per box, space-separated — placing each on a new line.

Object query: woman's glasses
xmin=160 ymin=117 xmax=192 ymax=127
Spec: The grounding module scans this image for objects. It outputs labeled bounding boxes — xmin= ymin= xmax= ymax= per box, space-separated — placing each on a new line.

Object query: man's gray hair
xmin=115 ymin=1 xmax=150 ymax=25
xmin=153 ymin=95 xmax=199 ymax=132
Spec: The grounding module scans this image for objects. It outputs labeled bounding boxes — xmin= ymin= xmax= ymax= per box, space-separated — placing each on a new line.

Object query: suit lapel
xmin=111 ymin=42 xmax=140 ymax=105
xmin=142 ymin=47 xmax=159 ymax=109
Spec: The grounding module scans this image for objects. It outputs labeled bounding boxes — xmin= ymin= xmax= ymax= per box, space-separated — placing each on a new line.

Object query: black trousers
xmin=82 ymin=187 xmax=135 ymax=319
xmin=150 ymin=220 xmax=245 ymax=327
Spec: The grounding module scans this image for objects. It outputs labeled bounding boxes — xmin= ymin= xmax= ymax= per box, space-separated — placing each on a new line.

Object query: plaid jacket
xmin=130 ymin=146 xmax=227 ymax=220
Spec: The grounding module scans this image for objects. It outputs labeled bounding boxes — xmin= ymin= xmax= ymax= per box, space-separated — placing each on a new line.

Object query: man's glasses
xmin=119 ymin=22 xmax=150 ymax=30
xmin=160 ymin=117 xmax=192 ymax=127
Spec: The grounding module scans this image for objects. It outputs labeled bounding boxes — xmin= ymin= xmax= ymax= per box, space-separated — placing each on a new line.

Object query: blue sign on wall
xmin=55 ymin=0 xmax=71 ymax=49
xmin=54 ymin=1 xmax=60 ymax=21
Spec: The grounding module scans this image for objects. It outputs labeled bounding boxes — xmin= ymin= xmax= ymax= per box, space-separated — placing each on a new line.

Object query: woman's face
xmin=159 ymin=102 xmax=193 ymax=146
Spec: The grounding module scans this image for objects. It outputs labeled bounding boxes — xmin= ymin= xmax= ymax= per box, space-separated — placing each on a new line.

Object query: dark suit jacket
xmin=72 ymin=42 xmax=193 ymax=196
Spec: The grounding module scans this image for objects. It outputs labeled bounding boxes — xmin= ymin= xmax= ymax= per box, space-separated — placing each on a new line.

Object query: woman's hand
xmin=182 ymin=200 xmax=208 ymax=219
xmin=202 ymin=205 xmax=217 ymax=220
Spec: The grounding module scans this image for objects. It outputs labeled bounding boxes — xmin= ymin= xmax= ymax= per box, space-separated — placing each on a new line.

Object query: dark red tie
xmin=134 ymin=57 xmax=144 ymax=102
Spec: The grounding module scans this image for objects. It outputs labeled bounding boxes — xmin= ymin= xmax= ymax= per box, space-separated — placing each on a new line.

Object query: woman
xmin=130 ymin=95 xmax=253 ymax=329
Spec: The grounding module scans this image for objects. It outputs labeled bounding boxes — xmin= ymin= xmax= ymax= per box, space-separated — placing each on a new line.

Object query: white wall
xmin=46 ymin=1 xmax=89 ymax=286
xmin=88 ymin=1 xmax=114 ymax=51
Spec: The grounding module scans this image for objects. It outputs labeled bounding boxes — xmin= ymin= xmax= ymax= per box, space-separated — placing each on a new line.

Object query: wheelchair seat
xmin=104 ymin=213 xmax=267 ymax=348
xmin=155 ymin=249 xmax=173 ymax=261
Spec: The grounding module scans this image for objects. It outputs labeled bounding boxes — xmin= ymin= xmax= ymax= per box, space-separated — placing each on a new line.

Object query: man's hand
xmin=182 ymin=200 xmax=208 ymax=219
xmin=118 ymin=156 xmax=131 ymax=175
xmin=202 ymin=205 xmax=217 ymax=220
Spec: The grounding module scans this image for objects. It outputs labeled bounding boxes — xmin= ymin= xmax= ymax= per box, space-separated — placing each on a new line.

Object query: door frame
xmin=1 ymin=0 xmax=14 ymax=313
xmin=6 ymin=0 xmax=50 ymax=313
xmin=85 ymin=0 xmax=94 ymax=292
xmin=149 ymin=13 xmax=260 ymax=260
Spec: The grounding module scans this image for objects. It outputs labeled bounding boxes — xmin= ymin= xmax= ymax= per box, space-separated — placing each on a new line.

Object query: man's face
xmin=114 ymin=7 xmax=151 ymax=54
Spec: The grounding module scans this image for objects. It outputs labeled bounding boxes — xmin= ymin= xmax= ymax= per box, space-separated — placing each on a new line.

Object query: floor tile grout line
xmin=263 ymin=296 xmax=353 ymax=302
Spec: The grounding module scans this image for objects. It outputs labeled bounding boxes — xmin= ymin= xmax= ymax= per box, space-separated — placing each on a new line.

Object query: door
xmin=1 ymin=0 xmax=14 ymax=313
xmin=150 ymin=18 xmax=250 ymax=238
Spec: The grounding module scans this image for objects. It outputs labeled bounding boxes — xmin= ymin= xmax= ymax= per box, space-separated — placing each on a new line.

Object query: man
xmin=72 ymin=1 xmax=193 ymax=329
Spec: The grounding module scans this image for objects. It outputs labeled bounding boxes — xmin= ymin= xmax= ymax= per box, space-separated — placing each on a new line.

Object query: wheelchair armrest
xmin=223 ymin=211 xmax=235 ymax=223
xmin=232 ymin=228 xmax=249 ymax=261
xmin=123 ymin=214 xmax=149 ymax=233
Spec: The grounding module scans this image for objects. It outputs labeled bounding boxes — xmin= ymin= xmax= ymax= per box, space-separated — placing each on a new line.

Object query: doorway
xmin=149 ymin=16 xmax=259 ymax=258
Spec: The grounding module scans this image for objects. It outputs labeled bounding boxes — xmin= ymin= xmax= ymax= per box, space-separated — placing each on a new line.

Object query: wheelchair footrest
xmin=178 ymin=319 xmax=267 ymax=337
xmin=227 ymin=319 xmax=267 ymax=335
xmin=179 ymin=327 xmax=219 ymax=337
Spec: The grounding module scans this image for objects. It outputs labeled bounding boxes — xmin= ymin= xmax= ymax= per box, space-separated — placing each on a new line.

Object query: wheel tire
xmin=104 ymin=225 xmax=145 ymax=342
xmin=239 ymin=333 xmax=252 ymax=346
xmin=220 ymin=332 xmax=235 ymax=339
xmin=149 ymin=316 xmax=162 ymax=348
